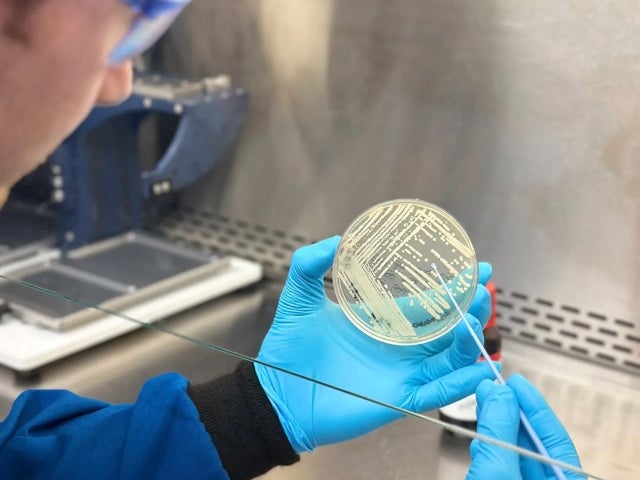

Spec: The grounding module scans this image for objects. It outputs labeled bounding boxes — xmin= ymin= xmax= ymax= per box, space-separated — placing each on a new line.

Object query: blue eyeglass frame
xmin=110 ymin=0 xmax=191 ymax=65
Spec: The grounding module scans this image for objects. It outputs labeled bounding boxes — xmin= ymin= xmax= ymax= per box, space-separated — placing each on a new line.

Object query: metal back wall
xmin=150 ymin=1 xmax=640 ymax=372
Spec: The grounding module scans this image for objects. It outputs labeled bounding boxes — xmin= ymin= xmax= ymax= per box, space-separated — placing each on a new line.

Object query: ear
xmin=95 ymin=60 xmax=133 ymax=106
xmin=0 ymin=187 xmax=9 ymax=209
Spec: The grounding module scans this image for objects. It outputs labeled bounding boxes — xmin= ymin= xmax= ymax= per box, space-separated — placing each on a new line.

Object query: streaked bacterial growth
xmin=333 ymin=199 xmax=478 ymax=345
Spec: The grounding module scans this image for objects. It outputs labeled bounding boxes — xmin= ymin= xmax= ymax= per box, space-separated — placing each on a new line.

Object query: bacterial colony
xmin=333 ymin=200 xmax=477 ymax=345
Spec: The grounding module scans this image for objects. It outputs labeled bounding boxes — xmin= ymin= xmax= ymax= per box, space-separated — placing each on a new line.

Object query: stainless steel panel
xmin=149 ymin=0 xmax=640 ymax=364
xmin=0 ymin=285 xmax=635 ymax=479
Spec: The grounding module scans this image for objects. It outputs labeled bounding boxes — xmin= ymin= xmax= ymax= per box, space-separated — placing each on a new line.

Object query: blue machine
xmin=0 ymin=73 xmax=262 ymax=371
xmin=47 ymin=73 xmax=248 ymax=249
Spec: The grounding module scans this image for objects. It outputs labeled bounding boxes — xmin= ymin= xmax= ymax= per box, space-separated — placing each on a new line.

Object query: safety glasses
xmin=110 ymin=0 xmax=192 ymax=65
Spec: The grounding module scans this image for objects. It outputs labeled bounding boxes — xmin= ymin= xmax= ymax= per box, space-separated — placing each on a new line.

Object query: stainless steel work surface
xmin=261 ymin=339 xmax=640 ymax=480
xmin=0 ymin=282 xmax=636 ymax=479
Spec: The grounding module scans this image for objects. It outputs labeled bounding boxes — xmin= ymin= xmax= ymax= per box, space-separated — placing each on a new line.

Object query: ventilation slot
xmin=151 ymin=207 xmax=640 ymax=376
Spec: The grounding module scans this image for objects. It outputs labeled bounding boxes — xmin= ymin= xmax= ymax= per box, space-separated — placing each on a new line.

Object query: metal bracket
xmin=48 ymin=73 xmax=248 ymax=249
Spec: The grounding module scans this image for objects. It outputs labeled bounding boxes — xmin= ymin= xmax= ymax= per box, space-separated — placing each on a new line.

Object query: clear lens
xmin=109 ymin=7 xmax=184 ymax=65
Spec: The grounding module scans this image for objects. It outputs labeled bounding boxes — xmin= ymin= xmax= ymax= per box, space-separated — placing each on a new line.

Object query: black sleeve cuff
xmin=187 ymin=362 xmax=300 ymax=479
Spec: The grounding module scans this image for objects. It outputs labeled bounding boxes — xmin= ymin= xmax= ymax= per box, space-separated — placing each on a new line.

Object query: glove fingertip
xmin=475 ymin=379 xmax=496 ymax=403
xmin=478 ymin=262 xmax=493 ymax=285
xmin=507 ymin=374 xmax=549 ymax=413
xmin=450 ymin=314 xmax=484 ymax=358
xmin=469 ymin=438 xmax=482 ymax=460
xmin=453 ymin=314 xmax=485 ymax=351
xmin=478 ymin=358 xmax=501 ymax=380
xmin=291 ymin=236 xmax=341 ymax=278
xmin=464 ymin=313 xmax=484 ymax=337
xmin=468 ymin=286 xmax=491 ymax=326
xmin=477 ymin=385 xmax=519 ymax=433
xmin=506 ymin=373 xmax=530 ymax=390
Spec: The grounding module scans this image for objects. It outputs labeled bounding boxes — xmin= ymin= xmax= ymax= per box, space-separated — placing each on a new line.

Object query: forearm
xmin=0 ymin=373 xmax=227 ymax=480
xmin=188 ymin=362 xmax=299 ymax=480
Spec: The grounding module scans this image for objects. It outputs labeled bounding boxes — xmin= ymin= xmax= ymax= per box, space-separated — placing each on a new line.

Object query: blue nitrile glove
xmin=255 ymin=236 xmax=496 ymax=453
xmin=467 ymin=374 xmax=584 ymax=480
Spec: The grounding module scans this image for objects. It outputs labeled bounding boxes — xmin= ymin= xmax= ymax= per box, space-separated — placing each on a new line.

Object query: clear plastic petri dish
xmin=332 ymin=199 xmax=478 ymax=345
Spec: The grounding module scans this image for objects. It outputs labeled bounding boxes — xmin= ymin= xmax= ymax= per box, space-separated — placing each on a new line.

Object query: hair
xmin=2 ymin=0 xmax=47 ymax=45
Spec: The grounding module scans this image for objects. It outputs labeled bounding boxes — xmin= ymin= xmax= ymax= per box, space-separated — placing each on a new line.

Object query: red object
xmin=480 ymin=281 xmax=501 ymax=361
xmin=478 ymin=352 xmax=502 ymax=362
xmin=485 ymin=281 xmax=498 ymax=330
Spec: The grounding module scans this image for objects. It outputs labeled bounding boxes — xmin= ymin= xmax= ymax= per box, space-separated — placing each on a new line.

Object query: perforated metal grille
xmin=148 ymin=207 xmax=313 ymax=281
xmin=496 ymin=289 xmax=640 ymax=375
xmin=150 ymin=208 xmax=640 ymax=375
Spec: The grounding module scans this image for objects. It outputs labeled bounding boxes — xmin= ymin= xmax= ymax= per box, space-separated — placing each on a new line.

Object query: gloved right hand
xmin=466 ymin=374 xmax=584 ymax=480
xmin=256 ymin=236 xmax=496 ymax=454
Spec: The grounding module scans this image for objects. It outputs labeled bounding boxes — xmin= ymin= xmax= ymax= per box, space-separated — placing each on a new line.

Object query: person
xmin=0 ymin=1 xmax=583 ymax=479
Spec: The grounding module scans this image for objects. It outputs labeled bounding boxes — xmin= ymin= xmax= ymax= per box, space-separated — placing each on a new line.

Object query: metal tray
xmin=0 ymin=232 xmax=229 ymax=330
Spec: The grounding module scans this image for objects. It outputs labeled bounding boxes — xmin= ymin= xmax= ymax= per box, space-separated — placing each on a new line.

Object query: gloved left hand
xmin=255 ymin=236 xmax=496 ymax=453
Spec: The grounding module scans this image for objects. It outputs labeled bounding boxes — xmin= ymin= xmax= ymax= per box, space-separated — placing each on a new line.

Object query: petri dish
xmin=332 ymin=199 xmax=478 ymax=345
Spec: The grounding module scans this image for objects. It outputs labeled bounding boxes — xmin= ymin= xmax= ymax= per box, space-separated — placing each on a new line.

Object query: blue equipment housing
xmin=46 ymin=73 xmax=248 ymax=249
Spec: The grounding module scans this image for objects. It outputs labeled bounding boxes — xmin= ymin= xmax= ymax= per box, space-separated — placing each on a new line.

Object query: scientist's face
xmin=0 ymin=0 xmax=136 ymax=204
